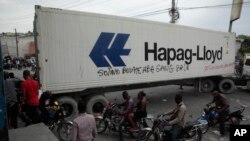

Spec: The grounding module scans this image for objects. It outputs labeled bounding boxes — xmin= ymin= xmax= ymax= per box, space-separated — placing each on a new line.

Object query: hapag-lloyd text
xmin=145 ymin=42 xmax=223 ymax=65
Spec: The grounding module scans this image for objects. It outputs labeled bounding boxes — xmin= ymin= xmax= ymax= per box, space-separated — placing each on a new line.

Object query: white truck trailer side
xmin=35 ymin=6 xmax=236 ymax=119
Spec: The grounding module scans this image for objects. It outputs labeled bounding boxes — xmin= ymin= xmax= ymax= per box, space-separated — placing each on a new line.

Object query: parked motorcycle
xmin=144 ymin=114 xmax=202 ymax=141
xmin=95 ymin=102 xmax=151 ymax=140
xmin=39 ymin=92 xmax=73 ymax=141
xmin=195 ymin=105 xmax=245 ymax=134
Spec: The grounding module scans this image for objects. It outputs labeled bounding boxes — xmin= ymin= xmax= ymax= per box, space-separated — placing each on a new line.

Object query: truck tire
xmin=201 ymin=79 xmax=215 ymax=93
xmin=85 ymin=95 xmax=108 ymax=114
xmin=57 ymin=96 xmax=78 ymax=120
xmin=219 ymin=79 xmax=235 ymax=94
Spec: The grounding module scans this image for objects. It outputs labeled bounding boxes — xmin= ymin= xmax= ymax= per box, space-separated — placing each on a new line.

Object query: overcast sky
xmin=0 ymin=0 xmax=249 ymax=36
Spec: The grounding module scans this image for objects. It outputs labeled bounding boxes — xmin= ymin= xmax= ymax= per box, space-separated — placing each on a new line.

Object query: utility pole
xmin=169 ymin=0 xmax=179 ymax=23
xmin=170 ymin=0 xmax=176 ymax=23
xmin=15 ymin=28 xmax=19 ymax=58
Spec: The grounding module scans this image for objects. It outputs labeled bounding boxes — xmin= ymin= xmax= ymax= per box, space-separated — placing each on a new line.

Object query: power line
xmin=117 ymin=0 xmax=168 ymax=16
xmin=179 ymin=1 xmax=250 ymax=10
xmin=1 ymin=1 xmax=250 ymax=24
xmin=132 ymin=8 xmax=170 ymax=17
xmin=133 ymin=1 xmax=250 ymax=18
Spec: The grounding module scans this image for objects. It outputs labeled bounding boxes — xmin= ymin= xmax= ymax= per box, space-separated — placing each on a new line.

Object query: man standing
xmin=72 ymin=101 xmax=96 ymax=141
xmin=163 ymin=94 xmax=187 ymax=141
xmin=21 ymin=70 xmax=40 ymax=124
xmin=4 ymin=72 xmax=19 ymax=129
xmin=207 ymin=91 xmax=229 ymax=138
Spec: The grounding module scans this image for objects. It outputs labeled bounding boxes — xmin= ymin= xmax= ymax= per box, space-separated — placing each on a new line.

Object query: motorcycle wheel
xmin=193 ymin=128 xmax=202 ymax=141
xmin=129 ymin=126 xmax=148 ymax=139
xmin=136 ymin=130 xmax=148 ymax=141
xmin=200 ymin=123 xmax=209 ymax=134
xmin=95 ymin=118 xmax=108 ymax=134
xmin=144 ymin=128 xmax=160 ymax=141
xmin=57 ymin=121 xmax=73 ymax=141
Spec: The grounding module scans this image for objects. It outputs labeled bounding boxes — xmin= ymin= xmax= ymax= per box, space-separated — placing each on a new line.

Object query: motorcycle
xmin=195 ymin=105 xmax=245 ymax=134
xmin=39 ymin=92 xmax=73 ymax=141
xmin=95 ymin=101 xmax=151 ymax=140
xmin=144 ymin=114 xmax=202 ymax=141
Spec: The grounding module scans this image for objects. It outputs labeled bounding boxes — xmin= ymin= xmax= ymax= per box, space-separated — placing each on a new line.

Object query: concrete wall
xmin=0 ymin=36 xmax=34 ymax=58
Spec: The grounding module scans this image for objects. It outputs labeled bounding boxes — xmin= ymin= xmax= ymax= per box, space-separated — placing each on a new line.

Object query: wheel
xmin=136 ymin=128 xmax=155 ymax=141
xmin=57 ymin=121 xmax=73 ymax=141
xmin=95 ymin=118 xmax=108 ymax=134
xmin=144 ymin=128 xmax=160 ymax=141
xmin=195 ymin=128 xmax=202 ymax=141
xmin=200 ymin=123 xmax=209 ymax=134
xmin=57 ymin=96 xmax=78 ymax=120
xmin=200 ymin=79 xmax=215 ymax=93
xmin=84 ymin=95 xmax=108 ymax=114
xmin=186 ymin=127 xmax=202 ymax=141
xmin=197 ymin=119 xmax=209 ymax=134
xmin=219 ymin=79 xmax=235 ymax=94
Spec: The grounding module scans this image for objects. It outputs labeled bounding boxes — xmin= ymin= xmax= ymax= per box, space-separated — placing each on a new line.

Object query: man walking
xmin=72 ymin=101 xmax=96 ymax=141
xmin=4 ymin=72 xmax=19 ymax=128
xmin=21 ymin=70 xmax=40 ymax=124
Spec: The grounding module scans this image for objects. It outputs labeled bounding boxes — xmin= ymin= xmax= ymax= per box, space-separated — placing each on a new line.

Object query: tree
xmin=237 ymin=35 xmax=250 ymax=55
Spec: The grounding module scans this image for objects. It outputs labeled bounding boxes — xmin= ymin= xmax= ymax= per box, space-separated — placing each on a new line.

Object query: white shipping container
xmin=35 ymin=6 xmax=235 ymax=94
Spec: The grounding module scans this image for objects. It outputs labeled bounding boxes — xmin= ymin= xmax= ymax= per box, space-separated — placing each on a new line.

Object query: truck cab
xmin=243 ymin=53 xmax=250 ymax=76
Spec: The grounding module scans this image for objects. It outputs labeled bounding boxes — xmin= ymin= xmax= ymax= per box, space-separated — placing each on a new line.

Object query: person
xmin=4 ymin=72 xmax=19 ymax=129
xmin=39 ymin=91 xmax=53 ymax=124
xmin=162 ymin=94 xmax=187 ymax=141
xmin=116 ymin=91 xmax=134 ymax=141
xmin=72 ymin=101 xmax=96 ymax=141
xmin=207 ymin=91 xmax=229 ymax=138
xmin=119 ymin=91 xmax=135 ymax=115
xmin=21 ymin=70 xmax=40 ymax=124
xmin=127 ymin=91 xmax=147 ymax=131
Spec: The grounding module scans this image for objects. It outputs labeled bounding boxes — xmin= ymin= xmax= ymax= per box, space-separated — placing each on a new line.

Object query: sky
xmin=0 ymin=0 xmax=250 ymax=36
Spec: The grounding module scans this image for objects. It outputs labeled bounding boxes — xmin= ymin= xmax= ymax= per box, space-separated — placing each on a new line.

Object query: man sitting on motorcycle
xmin=162 ymin=94 xmax=187 ymax=141
xmin=118 ymin=91 xmax=135 ymax=129
xmin=207 ymin=91 xmax=229 ymax=138
xmin=127 ymin=91 xmax=147 ymax=131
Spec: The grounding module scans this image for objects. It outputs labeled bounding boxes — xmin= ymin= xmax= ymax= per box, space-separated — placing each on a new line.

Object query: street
xmin=95 ymin=85 xmax=250 ymax=141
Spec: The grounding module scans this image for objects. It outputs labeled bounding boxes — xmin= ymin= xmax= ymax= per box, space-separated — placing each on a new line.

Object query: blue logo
xmin=89 ymin=32 xmax=131 ymax=67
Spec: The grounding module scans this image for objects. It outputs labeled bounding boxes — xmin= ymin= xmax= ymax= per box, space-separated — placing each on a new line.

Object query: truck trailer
xmin=34 ymin=6 xmax=245 ymax=119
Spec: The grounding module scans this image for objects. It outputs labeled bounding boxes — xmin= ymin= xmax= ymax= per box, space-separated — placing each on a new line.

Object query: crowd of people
xmin=3 ymin=69 xmax=229 ymax=141
xmin=4 ymin=70 xmax=40 ymax=128
xmin=72 ymin=90 xmax=229 ymax=141
xmin=3 ymin=56 xmax=36 ymax=71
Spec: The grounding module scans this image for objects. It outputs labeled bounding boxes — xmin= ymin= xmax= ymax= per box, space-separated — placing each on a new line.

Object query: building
xmin=0 ymin=35 xmax=35 ymax=58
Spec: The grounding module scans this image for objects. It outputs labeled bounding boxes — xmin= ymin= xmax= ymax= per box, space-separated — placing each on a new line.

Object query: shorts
xmin=134 ymin=111 xmax=147 ymax=120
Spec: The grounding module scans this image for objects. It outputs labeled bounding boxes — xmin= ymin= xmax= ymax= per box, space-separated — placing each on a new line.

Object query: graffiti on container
xmin=97 ymin=63 xmax=189 ymax=77
xmin=204 ymin=62 xmax=234 ymax=71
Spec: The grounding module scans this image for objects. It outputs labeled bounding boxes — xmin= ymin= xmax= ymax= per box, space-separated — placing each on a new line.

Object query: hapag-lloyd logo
xmin=90 ymin=32 xmax=224 ymax=68
xmin=89 ymin=32 xmax=131 ymax=67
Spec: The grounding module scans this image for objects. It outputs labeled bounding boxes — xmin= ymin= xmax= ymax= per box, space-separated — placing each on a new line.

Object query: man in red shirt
xmin=21 ymin=70 xmax=40 ymax=124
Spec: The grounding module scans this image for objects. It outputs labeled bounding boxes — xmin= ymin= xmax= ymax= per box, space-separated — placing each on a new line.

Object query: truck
xmin=34 ymin=5 xmax=249 ymax=119
xmin=243 ymin=53 xmax=250 ymax=76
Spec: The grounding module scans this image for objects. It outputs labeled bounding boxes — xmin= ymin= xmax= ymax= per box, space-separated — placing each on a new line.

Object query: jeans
xmin=7 ymin=102 xmax=19 ymax=128
xmin=219 ymin=110 xmax=229 ymax=136
xmin=158 ymin=117 xmax=183 ymax=141
xmin=172 ymin=124 xmax=183 ymax=141
xmin=25 ymin=104 xmax=41 ymax=124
